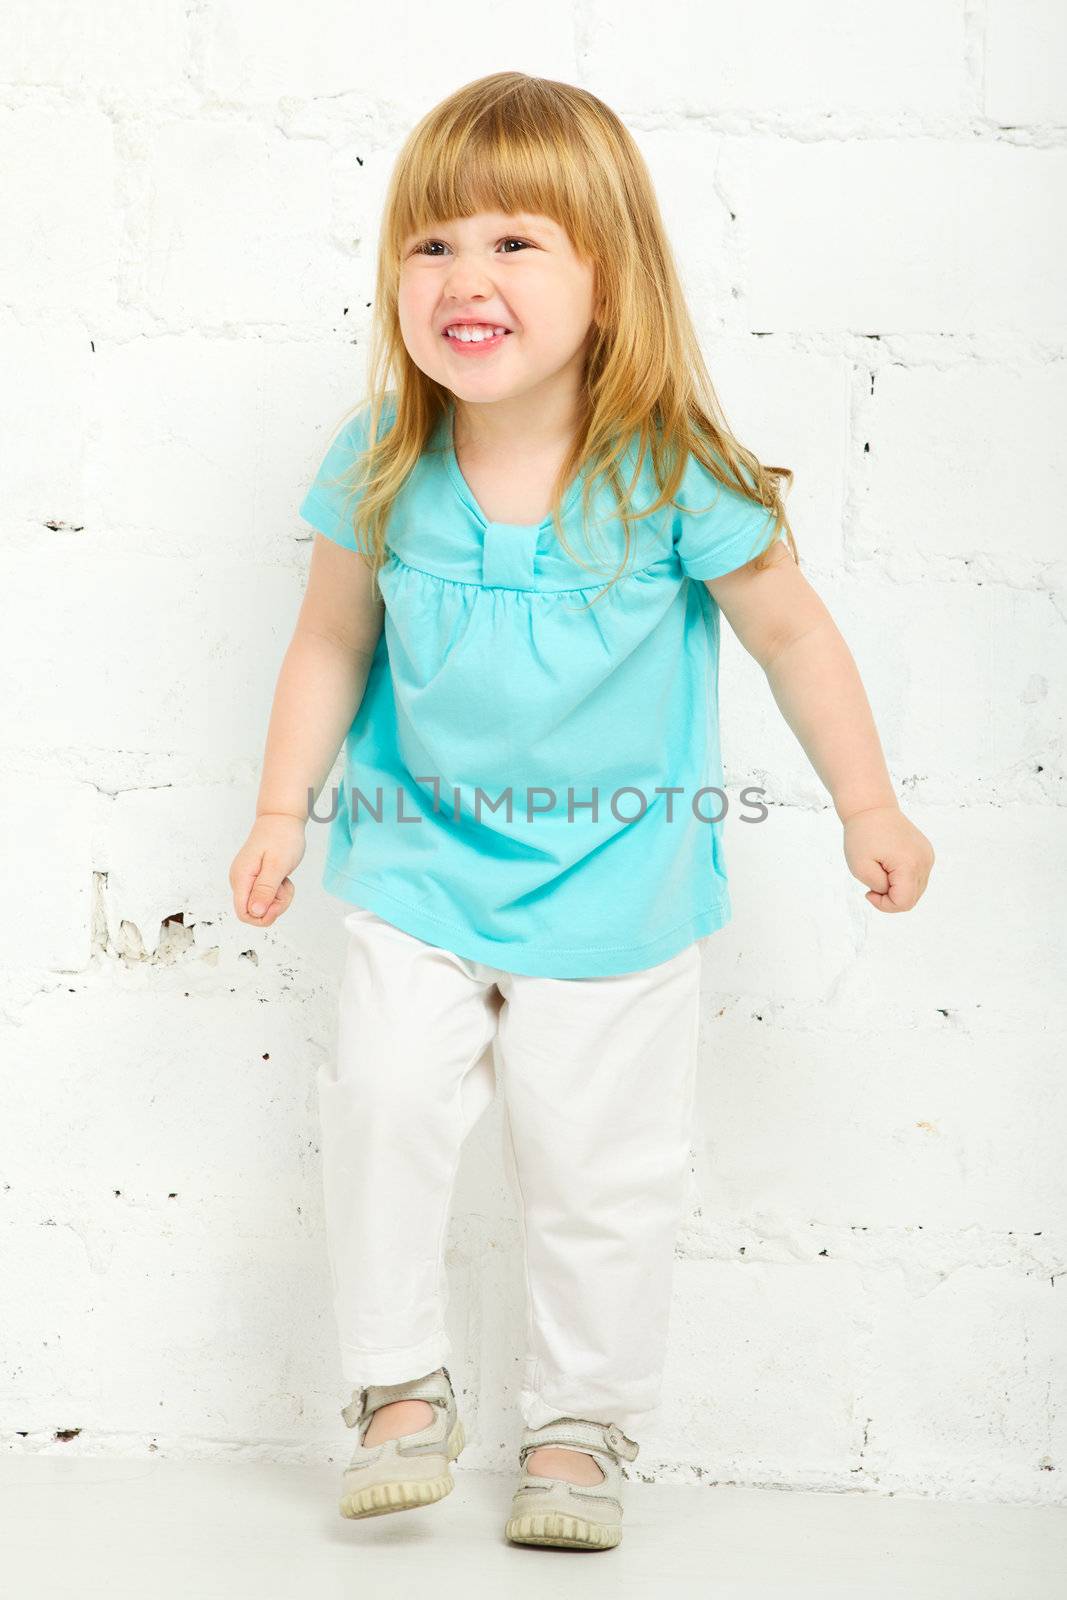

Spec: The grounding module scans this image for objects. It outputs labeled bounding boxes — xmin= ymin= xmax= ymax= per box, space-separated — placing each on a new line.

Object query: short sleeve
xmin=672 ymin=448 xmax=783 ymax=581
xmin=298 ymin=396 xmax=396 ymax=551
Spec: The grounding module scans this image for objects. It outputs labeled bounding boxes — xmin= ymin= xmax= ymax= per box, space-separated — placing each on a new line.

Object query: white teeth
xmin=445 ymin=324 xmax=508 ymax=342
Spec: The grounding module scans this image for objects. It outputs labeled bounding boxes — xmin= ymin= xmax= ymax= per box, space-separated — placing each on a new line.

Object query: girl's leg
xmin=494 ymin=941 xmax=703 ymax=1441
xmin=318 ymin=906 xmax=501 ymax=1389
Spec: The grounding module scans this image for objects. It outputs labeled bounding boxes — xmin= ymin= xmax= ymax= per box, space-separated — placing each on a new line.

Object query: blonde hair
xmin=329 ymin=71 xmax=796 ymax=608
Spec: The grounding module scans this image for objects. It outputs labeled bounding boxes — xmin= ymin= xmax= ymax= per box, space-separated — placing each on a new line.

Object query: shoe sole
xmin=505 ymin=1509 xmax=621 ymax=1550
xmin=339 ymin=1417 xmax=465 ymax=1520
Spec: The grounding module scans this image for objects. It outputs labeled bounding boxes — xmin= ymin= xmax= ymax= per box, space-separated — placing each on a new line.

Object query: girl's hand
xmin=842 ymin=804 xmax=935 ymax=914
xmin=229 ymin=813 xmax=307 ymax=927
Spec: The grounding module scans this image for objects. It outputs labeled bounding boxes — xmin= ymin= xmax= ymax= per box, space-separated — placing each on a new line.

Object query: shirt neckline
xmin=440 ymin=404 xmax=586 ymax=532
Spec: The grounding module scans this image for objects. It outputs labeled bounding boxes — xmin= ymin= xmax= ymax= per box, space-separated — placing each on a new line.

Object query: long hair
xmin=327 ymin=71 xmax=796 ymax=608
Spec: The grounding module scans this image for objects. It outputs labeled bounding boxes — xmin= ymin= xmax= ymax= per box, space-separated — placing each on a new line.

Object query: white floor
xmin=1 ymin=1455 xmax=1064 ymax=1599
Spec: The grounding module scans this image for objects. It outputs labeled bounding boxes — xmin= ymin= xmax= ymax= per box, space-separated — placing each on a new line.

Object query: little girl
xmin=230 ymin=72 xmax=934 ymax=1552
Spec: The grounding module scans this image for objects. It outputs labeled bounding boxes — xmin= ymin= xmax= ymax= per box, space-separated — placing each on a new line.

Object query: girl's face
xmin=398 ymin=211 xmax=597 ymax=410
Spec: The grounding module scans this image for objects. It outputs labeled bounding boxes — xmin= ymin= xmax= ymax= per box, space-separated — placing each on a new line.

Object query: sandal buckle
xmin=604 ymin=1422 xmax=639 ymax=1461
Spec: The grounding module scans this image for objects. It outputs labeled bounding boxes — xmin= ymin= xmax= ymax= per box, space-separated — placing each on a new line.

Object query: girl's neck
xmin=449 ymin=401 xmax=582 ymax=528
xmin=451 ymin=393 xmax=583 ymax=460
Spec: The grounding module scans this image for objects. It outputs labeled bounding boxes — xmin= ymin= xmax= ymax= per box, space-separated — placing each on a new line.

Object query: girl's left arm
xmin=705 ymin=543 xmax=935 ymax=914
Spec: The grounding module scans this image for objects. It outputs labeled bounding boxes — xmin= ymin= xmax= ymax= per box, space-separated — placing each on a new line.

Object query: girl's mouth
xmin=442 ymin=327 xmax=512 ymax=355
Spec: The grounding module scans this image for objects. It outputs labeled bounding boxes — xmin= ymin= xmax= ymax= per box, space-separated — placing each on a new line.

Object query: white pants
xmin=317 ymin=905 xmax=703 ymax=1437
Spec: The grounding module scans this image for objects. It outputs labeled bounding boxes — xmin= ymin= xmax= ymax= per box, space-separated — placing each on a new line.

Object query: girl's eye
xmin=411 ymin=237 xmax=532 ymax=257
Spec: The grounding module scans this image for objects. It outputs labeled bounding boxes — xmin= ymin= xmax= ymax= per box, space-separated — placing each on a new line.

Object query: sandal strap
xmin=520 ymin=1415 xmax=640 ymax=1464
xmin=341 ymin=1365 xmax=453 ymax=1430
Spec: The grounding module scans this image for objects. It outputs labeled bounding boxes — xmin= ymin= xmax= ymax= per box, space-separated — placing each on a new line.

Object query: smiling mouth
xmin=442 ymin=325 xmax=513 ymax=344
xmin=441 ymin=324 xmax=511 ymax=353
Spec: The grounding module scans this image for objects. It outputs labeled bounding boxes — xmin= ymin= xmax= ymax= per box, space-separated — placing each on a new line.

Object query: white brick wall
xmin=1 ymin=2 xmax=1064 ymax=1503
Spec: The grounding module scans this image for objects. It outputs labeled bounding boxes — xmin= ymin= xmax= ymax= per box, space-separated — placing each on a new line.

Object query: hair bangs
xmin=387 ymin=82 xmax=596 ymax=260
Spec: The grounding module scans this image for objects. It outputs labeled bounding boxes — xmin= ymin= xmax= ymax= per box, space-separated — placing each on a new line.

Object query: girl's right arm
xmin=229 ymin=534 xmax=385 ymax=927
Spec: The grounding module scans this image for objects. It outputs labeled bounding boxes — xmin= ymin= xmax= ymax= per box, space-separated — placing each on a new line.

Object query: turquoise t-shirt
xmin=298 ymin=395 xmax=782 ymax=978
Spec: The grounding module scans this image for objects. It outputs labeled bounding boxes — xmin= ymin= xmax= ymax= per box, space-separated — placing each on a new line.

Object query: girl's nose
xmin=442 ymin=258 xmax=495 ymax=292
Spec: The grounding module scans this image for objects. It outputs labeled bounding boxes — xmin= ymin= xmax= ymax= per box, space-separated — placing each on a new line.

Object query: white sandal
xmin=505 ymin=1415 xmax=640 ymax=1550
xmin=337 ymin=1366 xmax=465 ymax=1519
